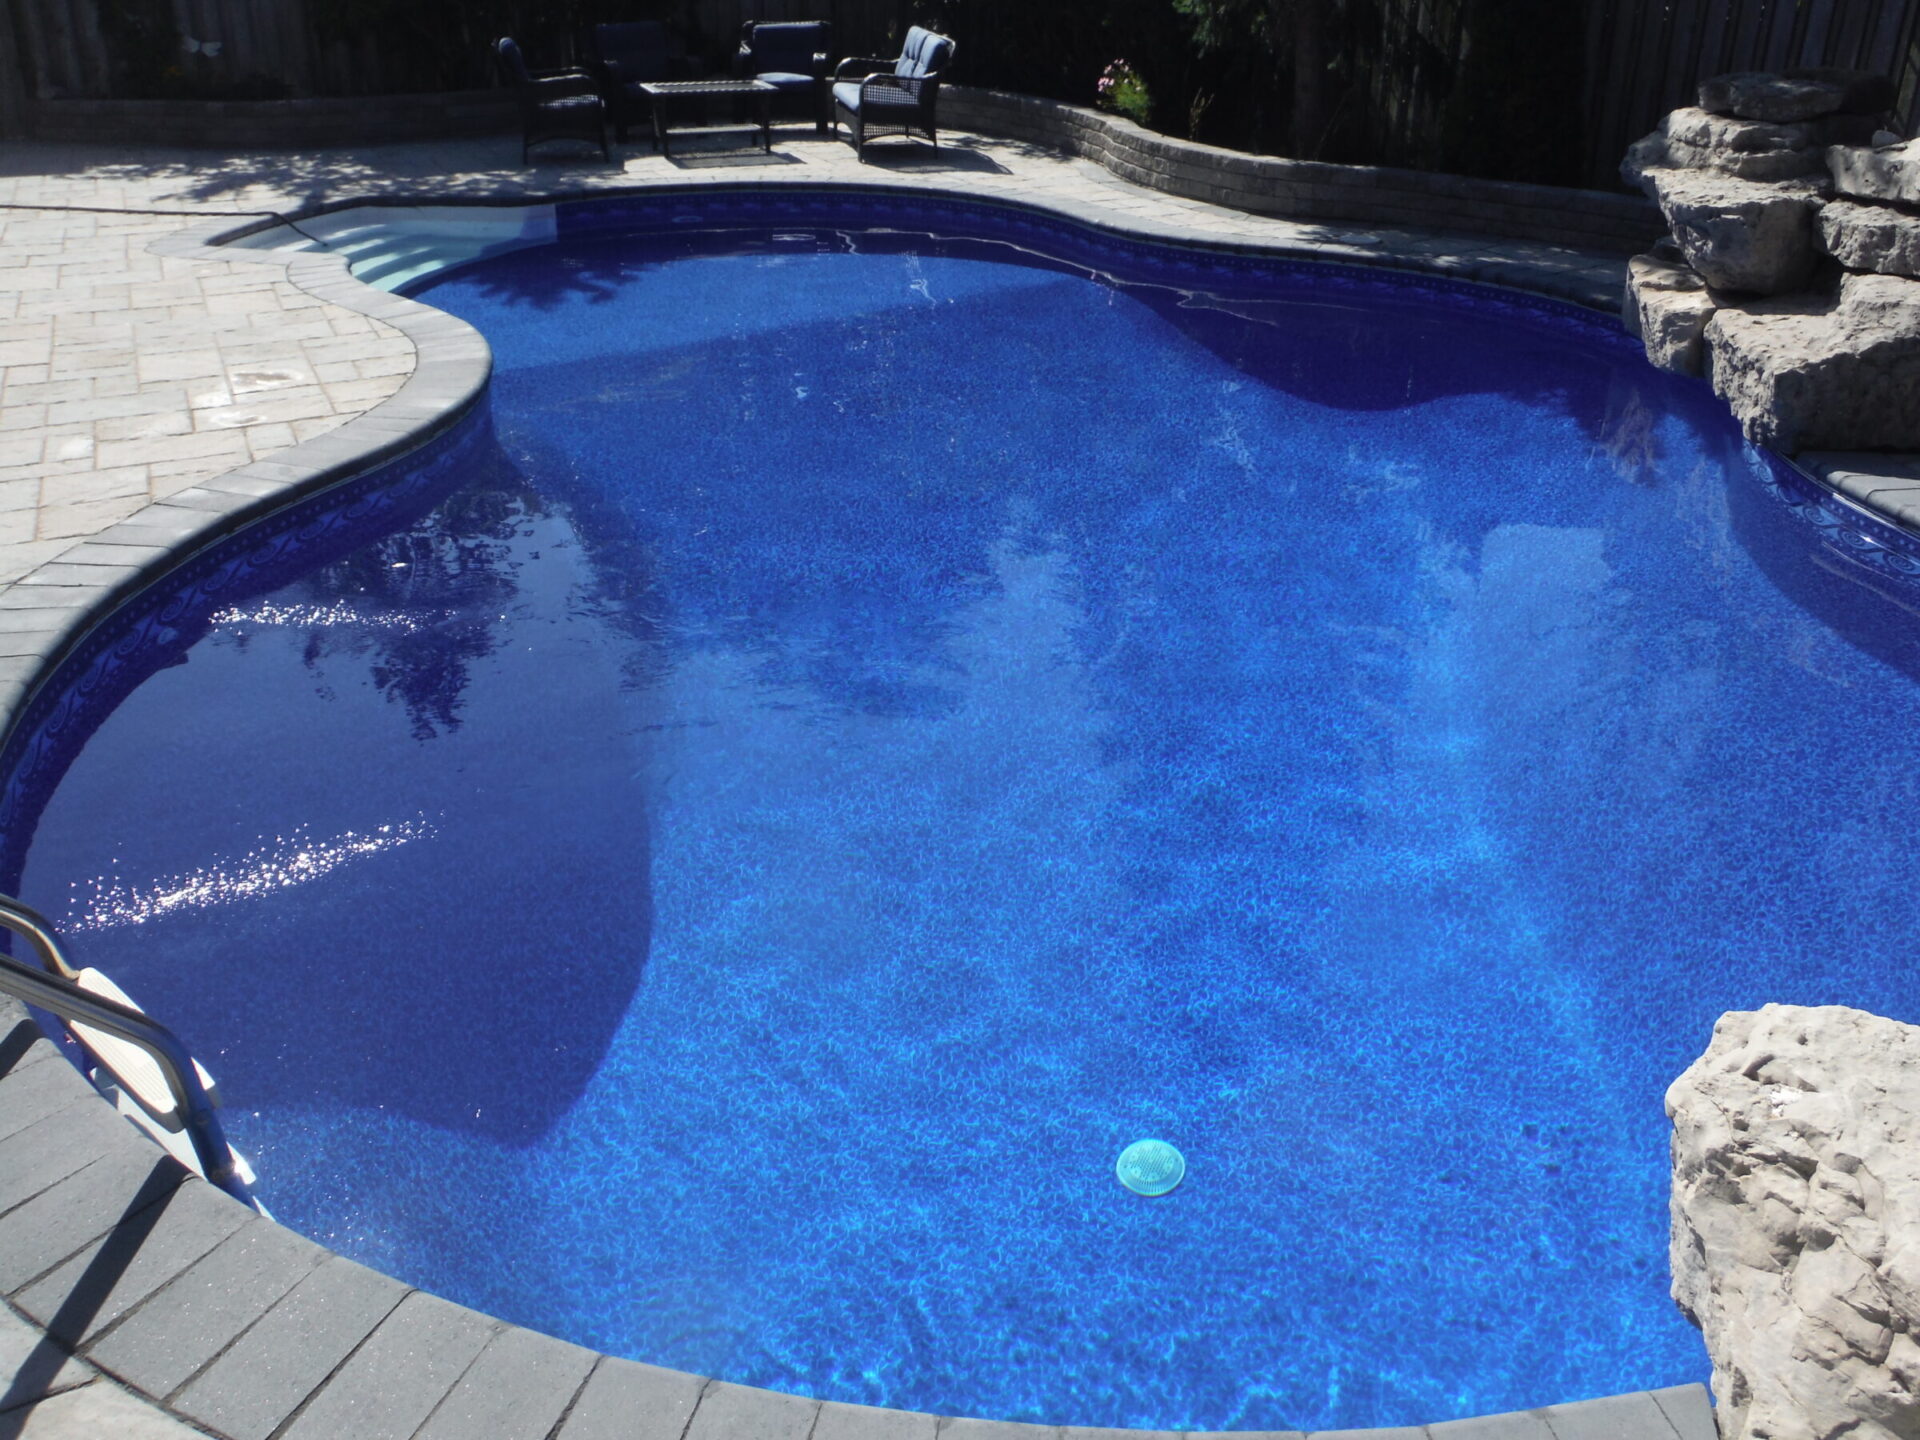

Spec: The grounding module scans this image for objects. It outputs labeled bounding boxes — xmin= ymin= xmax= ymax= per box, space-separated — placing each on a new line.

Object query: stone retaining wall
xmin=940 ymin=86 xmax=1662 ymax=255
xmin=24 ymin=90 xmax=517 ymax=147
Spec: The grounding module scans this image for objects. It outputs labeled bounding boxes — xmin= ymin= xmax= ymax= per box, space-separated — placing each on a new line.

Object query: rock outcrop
xmin=1627 ymin=107 xmax=1880 ymax=185
xmin=1623 ymin=252 xmax=1717 ymax=374
xmin=1831 ymin=137 xmax=1920 ymax=207
xmin=1620 ymin=68 xmax=1920 ymax=450
xmin=1704 ymin=274 xmax=1920 ymax=450
xmin=1646 ymin=169 xmax=1826 ymax=293
xmin=1697 ymin=68 xmax=1895 ymax=124
xmin=1819 ymin=200 xmax=1920 ymax=280
xmin=1669 ymin=1005 xmax=1920 ymax=1440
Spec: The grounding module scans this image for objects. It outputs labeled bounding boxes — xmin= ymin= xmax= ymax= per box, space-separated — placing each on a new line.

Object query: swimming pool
xmin=8 ymin=190 xmax=1920 ymax=1431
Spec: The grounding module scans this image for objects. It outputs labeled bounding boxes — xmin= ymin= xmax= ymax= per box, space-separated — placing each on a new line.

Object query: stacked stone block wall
xmin=941 ymin=87 xmax=1660 ymax=255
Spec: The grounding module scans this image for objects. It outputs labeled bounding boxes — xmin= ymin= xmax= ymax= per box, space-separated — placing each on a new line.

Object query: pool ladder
xmin=0 ymin=894 xmax=260 ymax=1210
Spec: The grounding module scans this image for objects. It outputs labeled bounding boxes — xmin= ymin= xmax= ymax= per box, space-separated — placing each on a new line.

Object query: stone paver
xmin=412 ymin=1324 xmax=596 ymax=1440
xmin=554 ymin=1357 xmax=707 ymax=1440
xmin=819 ymin=1401 xmax=943 ymax=1440
xmin=13 ymin=1179 xmax=252 ymax=1349
xmin=82 ymin=1211 xmax=328 ymax=1400
xmin=0 ymin=1374 xmax=213 ymax=1436
xmin=275 ymin=1289 xmax=494 ymax=1440
xmin=168 ymin=1254 xmax=408 ymax=1440
xmin=686 ymin=1381 xmax=822 ymax=1440
xmin=0 ymin=1302 xmax=92 ymax=1413
xmin=0 ymin=123 xmax=1727 ymax=1440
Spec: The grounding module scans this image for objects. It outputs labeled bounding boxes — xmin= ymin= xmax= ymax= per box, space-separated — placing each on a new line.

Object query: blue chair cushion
xmin=753 ymin=71 xmax=816 ymax=90
xmin=744 ymin=22 xmax=828 ymax=75
xmin=894 ymin=26 xmax=951 ymax=80
xmin=833 ymin=79 xmax=919 ymax=114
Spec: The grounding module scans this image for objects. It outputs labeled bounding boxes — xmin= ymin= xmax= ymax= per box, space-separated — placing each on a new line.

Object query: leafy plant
xmin=1096 ymin=58 xmax=1151 ymax=125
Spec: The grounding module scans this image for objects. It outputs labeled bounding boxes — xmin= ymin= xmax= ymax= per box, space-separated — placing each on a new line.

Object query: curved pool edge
xmin=0 ymin=231 xmax=494 ymax=765
xmin=0 ymin=179 xmax=1729 ymax=1439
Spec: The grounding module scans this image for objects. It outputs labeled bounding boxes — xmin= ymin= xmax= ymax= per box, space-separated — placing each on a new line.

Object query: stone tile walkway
xmin=0 ymin=124 xmax=1664 ymax=1440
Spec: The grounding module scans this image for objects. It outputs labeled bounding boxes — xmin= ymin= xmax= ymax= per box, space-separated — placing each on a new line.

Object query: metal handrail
xmin=0 ymin=902 xmax=241 ymax=1197
xmin=0 ymin=895 xmax=77 ymax=980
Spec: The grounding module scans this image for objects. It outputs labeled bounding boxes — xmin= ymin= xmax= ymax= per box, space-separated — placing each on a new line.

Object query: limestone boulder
xmin=1819 ymin=199 xmax=1920 ymax=279
xmin=1670 ymin=1005 xmax=1920 ymax=1440
xmin=1649 ymin=167 xmax=1827 ymax=294
xmin=1699 ymin=68 xmax=1895 ymax=123
xmin=1830 ymin=138 xmax=1920 ymax=207
xmin=1705 ymin=273 xmax=1920 ymax=450
xmin=1669 ymin=107 xmax=1879 ymax=179
xmin=1666 ymin=107 xmax=1882 ymax=154
xmin=1621 ymin=131 xmax=1671 ymax=197
xmin=1624 ymin=111 xmax=1878 ymax=191
xmin=1623 ymin=253 xmax=1717 ymax=376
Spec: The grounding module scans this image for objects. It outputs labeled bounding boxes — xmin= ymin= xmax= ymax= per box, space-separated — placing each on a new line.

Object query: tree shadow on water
xmin=1 ymin=431 xmax=654 ymax=1148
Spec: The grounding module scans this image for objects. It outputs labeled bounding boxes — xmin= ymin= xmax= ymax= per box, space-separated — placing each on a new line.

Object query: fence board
xmin=9 ymin=0 xmax=1919 ymax=188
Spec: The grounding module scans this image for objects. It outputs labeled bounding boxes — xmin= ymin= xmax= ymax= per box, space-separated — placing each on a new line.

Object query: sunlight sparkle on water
xmin=66 ymin=818 xmax=436 ymax=931
xmin=210 ymin=600 xmax=444 ymax=634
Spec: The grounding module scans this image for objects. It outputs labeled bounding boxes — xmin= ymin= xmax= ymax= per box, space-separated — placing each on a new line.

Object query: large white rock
xmin=1831 ymin=139 xmax=1920 ymax=207
xmin=1649 ymin=168 xmax=1827 ymax=294
xmin=1669 ymin=1005 xmax=1920 ymax=1440
xmin=1623 ymin=111 xmax=1877 ymax=192
xmin=1698 ymin=68 xmax=1895 ymax=123
xmin=1624 ymin=253 xmax=1717 ymax=375
xmin=1819 ymin=199 xmax=1920 ymax=279
xmin=1705 ymin=272 xmax=1920 ymax=450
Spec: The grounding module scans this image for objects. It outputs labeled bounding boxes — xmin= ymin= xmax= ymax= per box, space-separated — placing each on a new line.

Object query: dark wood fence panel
xmin=5 ymin=0 xmax=1918 ymax=189
xmin=1578 ymin=0 xmax=1920 ymax=186
xmin=0 ymin=0 xmax=912 ymax=98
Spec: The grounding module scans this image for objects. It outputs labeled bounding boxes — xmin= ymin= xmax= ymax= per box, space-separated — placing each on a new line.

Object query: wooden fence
xmin=1 ymin=0 xmax=909 ymax=103
xmin=1310 ymin=0 xmax=1920 ymax=186
xmin=4 ymin=0 xmax=1919 ymax=188
xmin=1579 ymin=0 xmax=1920 ymax=189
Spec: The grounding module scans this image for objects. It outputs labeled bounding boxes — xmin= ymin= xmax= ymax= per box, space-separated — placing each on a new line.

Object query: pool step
xmin=228 ymin=203 xmax=559 ymax=293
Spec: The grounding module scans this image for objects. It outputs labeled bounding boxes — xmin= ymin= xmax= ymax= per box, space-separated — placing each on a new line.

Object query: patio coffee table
xmin=639 ymin=79 xmax=777 ymax=157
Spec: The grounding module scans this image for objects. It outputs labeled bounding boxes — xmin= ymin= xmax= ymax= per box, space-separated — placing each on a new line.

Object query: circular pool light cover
xmin=1116 ymin=1139 xmax=1186 ymax=1197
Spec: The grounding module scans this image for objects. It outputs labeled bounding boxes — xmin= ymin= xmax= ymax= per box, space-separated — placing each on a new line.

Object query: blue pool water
xmin=10 ymin=196 xmax=1920 ymax=1429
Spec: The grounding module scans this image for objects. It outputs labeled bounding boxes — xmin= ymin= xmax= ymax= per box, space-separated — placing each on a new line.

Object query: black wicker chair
xmin=831 ymin=26 xmax=954 ymax=157
xmin=589 ymin=22 xmax=676 ymax=143
xmin=734 ymin=20 xmax=832 ymax=133
xmin=495 ymin=36 xmax=607 ymax=164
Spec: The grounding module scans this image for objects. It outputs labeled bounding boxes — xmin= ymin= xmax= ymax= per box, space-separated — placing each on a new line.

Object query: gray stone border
xmin=0 ymin=180 xmax=1722 ymax=1439
xmin=937 ymin=88 xmax=1660 ymax=255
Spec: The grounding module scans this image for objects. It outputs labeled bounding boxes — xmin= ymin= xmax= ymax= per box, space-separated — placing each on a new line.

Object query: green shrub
xmin=1095 ymin=58 xmax=1152 ymax=125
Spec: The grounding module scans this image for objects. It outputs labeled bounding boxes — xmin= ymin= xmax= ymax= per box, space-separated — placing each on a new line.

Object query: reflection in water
xmin=277 ymin=483 xmax=539 ymax=741
xmin=66 ymin=817 xmax=436 ymax=932
xmin=7 ymin=423 xmax=653 ymax=1149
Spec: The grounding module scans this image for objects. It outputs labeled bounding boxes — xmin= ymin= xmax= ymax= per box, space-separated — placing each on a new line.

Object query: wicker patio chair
xmin=831 ymin=26 xmax=954 ymax=157
xmin=734 ymin=20 xmax=833 ymax=133
xmin=495 ymin=35 xmax=608 ymax=164
xmin=589 ymin=21 xmax=676 ymax=143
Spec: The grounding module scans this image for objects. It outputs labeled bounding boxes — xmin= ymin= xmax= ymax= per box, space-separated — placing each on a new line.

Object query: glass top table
xmin=637 ymin=79 xmax=778 ymax=157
